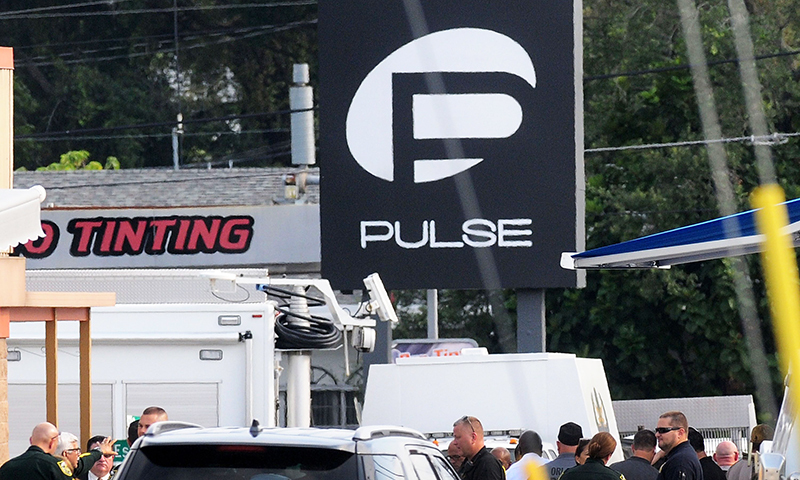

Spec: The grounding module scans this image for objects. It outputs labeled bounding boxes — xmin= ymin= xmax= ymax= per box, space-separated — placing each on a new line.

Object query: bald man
xmin=0 ymin=422 xmax=112 ymax=480
xmin=447 ymin=441 xmax=465 ymax=472
xmin=713 ymin=441 xmax=739 ymax=471
xmin=491 ymin=447 xmax=512 ymax=470
xmin=452 ymin=416 xmax=504 ymax=480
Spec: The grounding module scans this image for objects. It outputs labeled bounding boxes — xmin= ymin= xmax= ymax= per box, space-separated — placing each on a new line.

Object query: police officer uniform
xmin=0 ymin=445 xmax=102 ymax=480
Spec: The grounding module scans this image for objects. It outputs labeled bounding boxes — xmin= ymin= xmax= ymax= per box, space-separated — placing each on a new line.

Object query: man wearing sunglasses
xmin=452 ymin=416 xmax=504 ymax=480
xmin=654 ymin=411 xmax=703 ymax=480
xmin=55 ymin=432 xmax=116 ymax=480
xmin=77 ymin=436 xmax=115 ymax=480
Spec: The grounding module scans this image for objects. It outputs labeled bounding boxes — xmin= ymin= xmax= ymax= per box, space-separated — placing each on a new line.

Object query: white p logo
xmin=346 ymin=28 xmax=537 ymax=183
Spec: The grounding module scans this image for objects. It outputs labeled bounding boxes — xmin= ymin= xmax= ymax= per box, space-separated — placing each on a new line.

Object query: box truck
xmin=361 ymin=349 xmax=625 ymax=463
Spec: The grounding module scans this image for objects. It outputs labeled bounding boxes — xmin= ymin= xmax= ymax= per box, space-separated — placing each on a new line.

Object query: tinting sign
xmin=320 ymin=0 xmax=584 ymax=290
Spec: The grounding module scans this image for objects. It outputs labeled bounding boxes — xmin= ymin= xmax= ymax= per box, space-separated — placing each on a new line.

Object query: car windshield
xmin=119 ymin=444 xmax=357 ymax=480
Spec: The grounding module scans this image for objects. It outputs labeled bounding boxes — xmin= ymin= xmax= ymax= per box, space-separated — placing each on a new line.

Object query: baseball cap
xmin=558 ymin=422 xmax=583 ymax=446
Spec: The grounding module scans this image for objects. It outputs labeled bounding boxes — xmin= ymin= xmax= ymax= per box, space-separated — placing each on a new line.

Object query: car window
xmin=361 ymin=454 xmax=406 ymax=480
xmin=117 ymin=444 xmax=357 ymax=480
xmin=430 ymin=455 xmax=460 ymax=480
xmin=409 ymin=454 xmax=438 ymax=480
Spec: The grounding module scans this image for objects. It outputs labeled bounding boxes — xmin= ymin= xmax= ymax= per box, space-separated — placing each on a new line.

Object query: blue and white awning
xmin=561 ymin=197 xmax=800 ymax=269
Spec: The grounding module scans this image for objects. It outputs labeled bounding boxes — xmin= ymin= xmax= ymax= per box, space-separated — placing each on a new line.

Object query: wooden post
xmin=45 ymin=317 xmax=58 ymax=426
xmin=0 ymin=45 xmax=14 ymax=464
xmin=79 ymin=319 xmax=91 ymax=449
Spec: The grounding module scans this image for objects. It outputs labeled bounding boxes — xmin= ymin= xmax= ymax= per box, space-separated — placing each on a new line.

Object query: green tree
xmin=30 ymin=150 xmax=120 ymax=171
xmin=2 ymin=0 xmax=317 ymax=170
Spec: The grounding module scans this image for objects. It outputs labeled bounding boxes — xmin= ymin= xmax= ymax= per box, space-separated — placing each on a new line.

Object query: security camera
xmin=363 ymin=273 xmax=399 ymax=324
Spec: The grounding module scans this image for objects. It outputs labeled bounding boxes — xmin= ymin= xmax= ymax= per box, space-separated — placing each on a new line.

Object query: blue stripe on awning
xmin=563 ymin=197 xmax=800 ymax=269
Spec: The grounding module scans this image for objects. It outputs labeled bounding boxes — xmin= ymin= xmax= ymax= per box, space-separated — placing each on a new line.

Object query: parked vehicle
xmin=115 ymin=421 xmax=460 ymax=480
xmin=362 ymin=349 xmax=625 ymax=463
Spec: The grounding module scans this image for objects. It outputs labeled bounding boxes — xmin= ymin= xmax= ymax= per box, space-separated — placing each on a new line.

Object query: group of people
xmin=446 ymin=411 xmax=772 ymax=480
xmin=0 ymin=406 xmax=169 ymax=480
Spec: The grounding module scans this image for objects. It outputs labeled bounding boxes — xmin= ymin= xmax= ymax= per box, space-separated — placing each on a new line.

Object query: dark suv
xmin=115 ymin=422 xmax=460 ymax=480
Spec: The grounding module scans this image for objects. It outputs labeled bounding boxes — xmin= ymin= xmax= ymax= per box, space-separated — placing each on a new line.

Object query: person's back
xmin=507 ymin=430 xmax=546 ymax=480
xmin=0 ymin=422 xmax=67 ymax=480
xmin=560 ymin=432 xmax=624 ymax=480
xmin=727 ymin=424 xmax=773 ymax=480
xmin=687 ymin=427 xmax=725 ymax=480
xmin=610 ymin=429 xmax=659 ymax=480
xmin=546 ymin=422 xmax=583 ymax=480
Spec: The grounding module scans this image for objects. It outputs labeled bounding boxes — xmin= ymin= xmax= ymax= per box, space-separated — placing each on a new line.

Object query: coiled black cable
xmin=273 ymin=310 xmax=341 ymax=349
xmin=257 ymin=284 xmax=342 ymax=349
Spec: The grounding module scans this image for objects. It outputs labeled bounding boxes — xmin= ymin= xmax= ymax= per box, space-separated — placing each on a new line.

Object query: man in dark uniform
xmin=610 ymin=429 xmax=659 ymax=480
xmin=452 ymin=416 xmax=504 ymax=480
xmin=546 ymin=422 xmax=584 ymax=480
xmin=688 ymin=427 xmax=725 ymax=480
xmin=655 ymin=411 xmax=704 ymax=480
xmin=0 ymin=422 xmax=114 ymax=480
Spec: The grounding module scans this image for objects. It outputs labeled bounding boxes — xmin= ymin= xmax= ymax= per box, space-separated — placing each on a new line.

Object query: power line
xmin=0 ymin=0 xmax=136 ymax=16
xmin=584 ymin=49 xmax=800 ymax=82
xmin=0 ymin=2 xmax=317 ymax=20
xmin=585 ymin=132 xmax=800 ymax=153
xmin=14 ymin=20 xmax=316 ymax=68
xmin=14 ymin=107 xmax=314 ymax=139
xmin=16 ymin=23 xmax=279 ymax=61
xmin=14 ymin=128 xmax=290 ymax=143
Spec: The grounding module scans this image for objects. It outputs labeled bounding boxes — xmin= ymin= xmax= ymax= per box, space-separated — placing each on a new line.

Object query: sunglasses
xmin=460 ymin=416 xmax=476 ymax=433
xmin=102 ymin=453 xmax=115 ymax=459
xmin=654 ymin=426 xmax=682 ymax=435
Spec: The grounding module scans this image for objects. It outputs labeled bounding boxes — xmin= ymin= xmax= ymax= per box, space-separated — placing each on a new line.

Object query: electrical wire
xmin=15 ymin=19 xmax=317 ymax=68
xmin=18 ymin=23 xmax=289 ymax=64
xmin=0 ymin=2 xmax=317 ymax=20
xmin=584 ymin=49 xmax=800 ymax=82
xmin=14 ymin=107 xmax=313 ymax=139
xmin=16 ymin=128 xmax=290 ymax=142
xmin=0 ymin=0 xmax=136 ymax=17
xmin=585 ymin=132 xmax=799 ymax=153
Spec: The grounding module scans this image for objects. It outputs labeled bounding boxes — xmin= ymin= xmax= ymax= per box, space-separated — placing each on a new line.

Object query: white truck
xmin=7 ymin=302 xmax=278 ymax=456
xmin=8 ymin=269 xmax=396 ymax=457
xmin=361 ymin=349 xmax=625 ymax=463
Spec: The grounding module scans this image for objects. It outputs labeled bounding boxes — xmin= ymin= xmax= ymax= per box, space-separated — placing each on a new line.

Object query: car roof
xmin=137 ymin=422 xmax=434 ymax=454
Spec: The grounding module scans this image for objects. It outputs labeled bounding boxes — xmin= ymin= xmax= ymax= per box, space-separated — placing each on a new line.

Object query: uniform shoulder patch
xmin=58 ymin=460 xmax=73 ymax=476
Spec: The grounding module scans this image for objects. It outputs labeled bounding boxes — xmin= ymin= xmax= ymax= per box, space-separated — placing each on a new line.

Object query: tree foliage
xmin=30 ymin=150 xmax=120 ymax=171
xmin=2 ymin=0 xmax=316 ymax=170
xmin=549 ymin=0 xmax=798 ymax=413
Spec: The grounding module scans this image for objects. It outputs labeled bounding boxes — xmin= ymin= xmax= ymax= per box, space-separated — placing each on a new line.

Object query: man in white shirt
xmin=80 ymin=436 xmax=114 ymax=480
xmin=507 ymin=430 xmax=546 ymax=480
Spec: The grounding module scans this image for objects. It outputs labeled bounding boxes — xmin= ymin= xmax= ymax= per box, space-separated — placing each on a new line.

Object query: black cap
xmin=558 ymin=422 xmax=583 ymax=446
